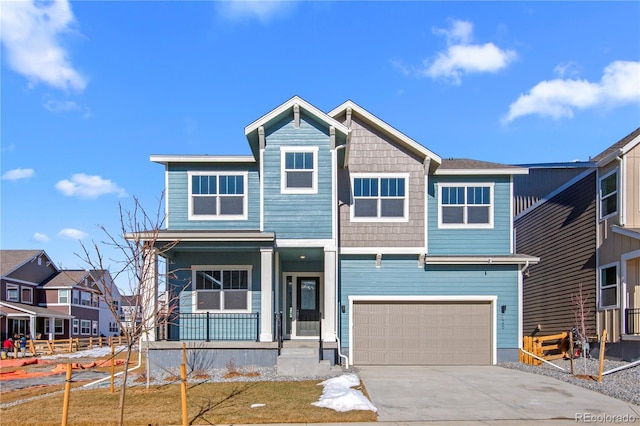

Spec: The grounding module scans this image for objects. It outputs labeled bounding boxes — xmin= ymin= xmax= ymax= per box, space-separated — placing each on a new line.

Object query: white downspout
xmin=334 ymin=140 xmax=350 ymax=369
xmin=83 ymin=340 xmax=143 ymax=388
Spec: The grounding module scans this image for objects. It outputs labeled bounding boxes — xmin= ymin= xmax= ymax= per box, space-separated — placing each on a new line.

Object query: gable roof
xmin=329 ymin=100 xmax=442 ymax=170
xmin=244 ymin=96 xmax=350 ymax=158
xmin=436 ymin=158 xmax=529 ymax=175
xmin=591 ymin=127 xmax=640 ymax=165
xmin=0 ymin=249 xmax=55 ymax=277
xmin=42 ymin=270 xmax=92 ymax=288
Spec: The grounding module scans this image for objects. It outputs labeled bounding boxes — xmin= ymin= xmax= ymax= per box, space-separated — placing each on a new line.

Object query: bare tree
xmin=78 ymin=193 xmax=182 ymax=426
xmin=571 ymin=283 xmax=592 ymax=375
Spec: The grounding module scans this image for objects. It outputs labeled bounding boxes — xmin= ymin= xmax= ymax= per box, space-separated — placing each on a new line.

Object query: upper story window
xmin=599 ymin=169 xmax=617 ymax=219
xmin=281 ymin=147 xmax=318 ymax=194
xmin=72 ymin=290 xmax=80 ymax=305
xmin=21 ymin=287 xmax=33 ymax=304
xmin=58 ymin=289 xmax=69 ymax=304
xmin=188 ymin=172 xmax=248 ymax=220
xmin=81 ymin=291 xmax=91 ymax=306
xmin=438 ymin=183 xmax=494 ymax=228
xmin=6 ymin=284 xmax=19 ymax=302
xmin=599 ymin=263 xmax=618 ymax=309
xmin=192 ymin=266 xmax=251 ymax=312
xmin=351 ymin=174 xmax=409 ymax=222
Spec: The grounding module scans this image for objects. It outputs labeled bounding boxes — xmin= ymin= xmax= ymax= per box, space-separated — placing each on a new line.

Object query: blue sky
xmin=1 ymin=1 xmax=639 ymax=285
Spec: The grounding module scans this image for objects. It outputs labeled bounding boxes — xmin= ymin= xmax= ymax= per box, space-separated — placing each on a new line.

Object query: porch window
xmin=81 ymin=320 xmax=91 ymax=335
xmin=21 ymin=287 xmax=33 ymax=304
xmin=438 ymin=183 xmax=493 ymax=228
xmin=58 ymin=289 xmax=69 ymax=304
xmin=6 ymin=284 xmax=19 ymax=302
xmin=54 ymin=319 xmax=64 ymax=335
xmin=193 ymin=267 xmax=251 ymax=312
xmin=189 ymin=173 xmax=247 ymax=220
xmin=352 ymin=174 xmax=408 ymax=221
xmin=281 ymin=147 xmax=318 ymax=194
xmin=599 ymin=264 xmax=618 ymax=309
xmin=599 ymin=170 xmax=617 ymax=219
xmin=73 ymin=319 xmax=79 ymax=335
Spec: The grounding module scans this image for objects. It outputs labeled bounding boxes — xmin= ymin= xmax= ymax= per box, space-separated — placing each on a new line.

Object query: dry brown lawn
xmin=0 ymin=379 xmax=378 ymax=425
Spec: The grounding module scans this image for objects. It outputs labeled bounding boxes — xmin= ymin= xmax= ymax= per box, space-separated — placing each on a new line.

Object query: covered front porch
xmin=0 ymin=301 xmax=74 ymax=341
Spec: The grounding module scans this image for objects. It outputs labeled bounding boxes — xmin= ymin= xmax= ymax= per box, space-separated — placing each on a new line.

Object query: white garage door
xmin=352 ymin=301 xmax=493 ymax=365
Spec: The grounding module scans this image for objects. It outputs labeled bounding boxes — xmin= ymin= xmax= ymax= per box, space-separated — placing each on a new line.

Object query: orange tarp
xmin=0 ymin=359 xmax=127 ymax=381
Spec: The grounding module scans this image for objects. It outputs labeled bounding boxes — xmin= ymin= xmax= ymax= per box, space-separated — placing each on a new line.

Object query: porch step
xmin=276 ymin=346 xmax=343 ymax=377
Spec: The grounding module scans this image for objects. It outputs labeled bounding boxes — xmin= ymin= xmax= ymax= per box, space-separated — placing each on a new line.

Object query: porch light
xmin=299 ymin=255 xmax=306 ymax=260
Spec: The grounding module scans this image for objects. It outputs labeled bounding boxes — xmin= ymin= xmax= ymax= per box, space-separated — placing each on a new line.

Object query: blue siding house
xmin=139 ymin=96 xmax=538 ymax=370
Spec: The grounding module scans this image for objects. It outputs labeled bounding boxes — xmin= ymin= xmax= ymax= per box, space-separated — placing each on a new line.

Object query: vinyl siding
xmin=515 ymin=172 xmax=597 ymax=336
xmin=339 ymin=255 xmax=519 ymax=349
xmin=428 ymin=175 xmax=512 ymax=255
xmin=263 ymin=114 xmax=333 ymax=239
xmin=337 ymin=117 xmax=425 ymax=247
xmin=166 ymin=163 xmax=260 ymax=230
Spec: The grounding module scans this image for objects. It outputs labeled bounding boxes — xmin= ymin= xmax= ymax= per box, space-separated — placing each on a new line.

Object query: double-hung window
xmin=81 ymin=291 xmax=91 ymax=306
xmin=351 ymin=174 xmax=408 ymax=221
xmin=54 ymin=319 xmax=64 ymax=335
xmin=599 ymin=170 xmax=617 ymax=219
xmin=6 ymin=284 xmax=19 ymax=302
xmin=192 ymin=266 xmax=251 ymax=312
xmin=21 ymin=287 xmax=33 ymax=304
xmin=81 ymin=320 xmax=91 ymax=335
xmin=281 ymin=147 xmax=318 ymax=194
xmin=58 ymin=289 xmax=69 ymax=304
xmin=599 ymin=264 xmax=618 ymax=309
xmin=73 ymin=319 xmax=79 ymax=335
xmin=189 ymin=173 xmax=247 ymax=220
xmin=438 ymin=184 xmax=493 ymax=228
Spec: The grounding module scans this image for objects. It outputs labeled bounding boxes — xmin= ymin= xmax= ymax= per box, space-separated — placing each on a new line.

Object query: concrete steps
xmin=276 ymin=344 xmax=343 ymax=377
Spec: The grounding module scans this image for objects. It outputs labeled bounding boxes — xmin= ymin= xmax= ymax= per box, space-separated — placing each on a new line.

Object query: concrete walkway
xmin=356 ymin=365 xmax=640 ymax=423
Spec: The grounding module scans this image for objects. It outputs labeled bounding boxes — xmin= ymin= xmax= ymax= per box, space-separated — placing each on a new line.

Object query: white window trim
xmin=437 ymin=182 xmax=495 ymax=229
xmin=599 ymin=262 xmax=619 ymax=310
xmin=187 ymin=171 xmax=249 ymax=221
xmin=58 ymin=289 xmax=69 ymax=304
xmin=80 ymin=320 xmax=91 ymax=335
xmin=92 ymin=321 xmax=98 ymax=336
xmin=599 ymin=168 xmax=618 ymax=221
xmin=54 ymin=318 xmax=64 ymax=335
xmin=350 ymin=173 xmax=410 ymax=223
xmin=73 ymin=319 xmax=79 ymax=335
xmin=280 ymin=146 xmax=319 ymax=194
xmin=21 ymin=287 xmax=33 ymax=304
xmin=6 ymin=284 xmax=19 ymax=302
xmin=191 ymin=265 xmax=253 ymax=313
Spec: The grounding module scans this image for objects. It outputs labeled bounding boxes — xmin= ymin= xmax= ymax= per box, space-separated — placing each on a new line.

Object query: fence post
xmin=68 ymin=338 xmax=73 ymax=353
xmin=61 ymin=364 xmax=72 ymax=426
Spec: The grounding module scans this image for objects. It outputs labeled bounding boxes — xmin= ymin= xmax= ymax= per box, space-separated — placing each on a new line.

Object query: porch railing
xmin=274 ymin=311 xmax=284 ymax=354
xmin=168 ymin=312 xmax=260 ymax=342
xmin=625 ymin=308 xmax=640 ymax=335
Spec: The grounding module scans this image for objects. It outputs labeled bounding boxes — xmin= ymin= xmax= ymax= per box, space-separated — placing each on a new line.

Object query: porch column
xmin=260 ymin=248 xmax=274 ymax=342
xmin=29 ymin=315 xmax=36 ymax=340
xmin=141 ymin=249 xmax=158 ymax=342
xmin=323 ymin=249 xmax=337 ymax=342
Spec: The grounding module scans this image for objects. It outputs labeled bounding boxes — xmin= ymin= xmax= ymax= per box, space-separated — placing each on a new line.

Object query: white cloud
xmin=217 ymin=0 xmax=293 ymax=23
xmin=55 ymin=173 xmax=127 ymax=199
xmin=422 ymin=20 xmax=517 ymax=85
xmin=0 ymin=0 xmax=86 ymax=91
xmin=43 ymin=96 xmax=91 ymax=118
xmin=2 ymin=168 xmax=35 ymax=181
xmin=504 ymin=60 xmax=640 ymax=123
xmin=32 ymin=232 xmax=50 ymax=243
xmin=58 ymin=228 xmax=88 ymax=240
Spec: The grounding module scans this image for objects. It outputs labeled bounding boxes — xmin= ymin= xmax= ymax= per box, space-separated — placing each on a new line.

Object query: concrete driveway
xmin=357 ymin=365 xmax=640 ymax=423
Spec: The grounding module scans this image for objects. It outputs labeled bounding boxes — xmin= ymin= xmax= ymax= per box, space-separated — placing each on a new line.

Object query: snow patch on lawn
xmin=312 ymin=374 xmax=377 ymax=412
xmin=41 ymin=346 xmax=126 ymax=360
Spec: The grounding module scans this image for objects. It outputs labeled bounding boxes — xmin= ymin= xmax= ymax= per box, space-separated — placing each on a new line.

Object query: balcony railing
xmin=166 ymin=312 xmax=260 ymax=341
xmin=625 ymin=308 xmax=640 ymax=335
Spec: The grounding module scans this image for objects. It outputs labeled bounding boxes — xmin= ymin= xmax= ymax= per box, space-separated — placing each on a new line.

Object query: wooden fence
xmin=28 ymin=336 xmax=125 ymax=356
xmin=520 ymin=332 xmax=568 ymax=366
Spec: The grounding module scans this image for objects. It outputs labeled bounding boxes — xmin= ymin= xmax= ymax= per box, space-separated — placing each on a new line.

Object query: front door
xmin=295 ymin=277 xmax=320 ymax=337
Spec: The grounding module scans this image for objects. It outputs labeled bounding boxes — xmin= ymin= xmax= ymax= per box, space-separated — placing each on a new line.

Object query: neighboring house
xmin=0 ymin=250 xmax=71 ymax=340
xmin=0 ymin=250 xmax=120 ymax=341
xmin=93 ymin=270 xmax=122 ymax=337
xmin=514 ymin=127 xmax=640 ymax=349
xmin=120 ymin=295 xmax=142 ymax=335
xmin=514 ymin=163 xmax=598 ymax=337
xmin=137 ymin=96 xmax=538 ymax=368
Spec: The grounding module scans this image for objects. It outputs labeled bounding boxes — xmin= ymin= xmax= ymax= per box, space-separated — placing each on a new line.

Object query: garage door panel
xmin=353 ymin=301 xmax=492 ymax=366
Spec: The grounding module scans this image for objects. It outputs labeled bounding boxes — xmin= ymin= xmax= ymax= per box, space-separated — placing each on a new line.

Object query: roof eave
xmin=434 ymin=168 xmax=529 ymax=176
xmin=150 ymin=155 xmax=256 ymax=165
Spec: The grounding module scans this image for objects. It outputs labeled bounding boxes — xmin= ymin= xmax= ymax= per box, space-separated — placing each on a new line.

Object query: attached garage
xmin=350 ymin=297 xmax=495 ymax=366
